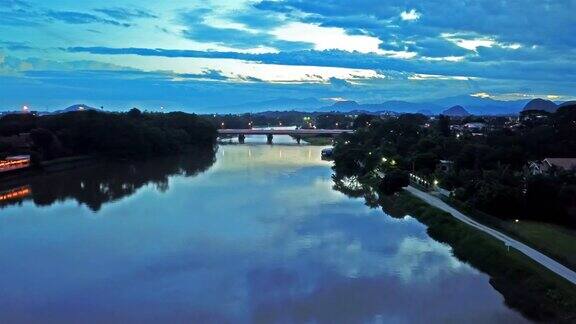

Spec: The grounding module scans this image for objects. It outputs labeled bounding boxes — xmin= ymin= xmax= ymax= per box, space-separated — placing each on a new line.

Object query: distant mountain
xmin=53 ymin=104 xmax=99 ymax=114
xmin=417 ymin=109 xmax=434 ymax=116
xmin=442 ymin=105 xmax=471 ymax=117
xmin=329 ymin=100 xmax=361 ymax=111
xmin=559 ymin=101 xmax=576 ymax=108
xmin=207 ymin=94 xmax=550 ymax=115
xmin=432 ymin=95 xmax=528 ymax=115
xmin=522 ymin=98 xmax=557 ymax=113
xmin=211 ymin=97 xmax=324 ymax=112
xmin=322 ymin=100 xmax=439 ymax=114
xmin=320 ymin=96 xmax=532 ymax=115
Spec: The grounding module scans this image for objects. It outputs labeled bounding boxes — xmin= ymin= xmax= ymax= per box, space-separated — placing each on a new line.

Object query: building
xmin=464 ymin=122 xmax=487 ymax=132
xmin=437 ymin=160 xmax=454 ymax=173
xmin=528 ymin=158 xmax=576 ymax=175
xmin=0 ymin=155 xmax=31 ymax=173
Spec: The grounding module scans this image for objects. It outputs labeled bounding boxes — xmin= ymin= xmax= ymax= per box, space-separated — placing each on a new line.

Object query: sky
xmin=1 ymin=0 xmax=575 ymax=112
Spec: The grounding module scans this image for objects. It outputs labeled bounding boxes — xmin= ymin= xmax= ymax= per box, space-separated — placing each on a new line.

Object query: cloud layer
xmin=0 ymin=0 xmax=575 ymax=111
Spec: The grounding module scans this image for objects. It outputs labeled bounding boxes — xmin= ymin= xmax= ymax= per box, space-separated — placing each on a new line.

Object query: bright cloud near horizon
xmin=0 ymin=0 xmax=575 ymax=112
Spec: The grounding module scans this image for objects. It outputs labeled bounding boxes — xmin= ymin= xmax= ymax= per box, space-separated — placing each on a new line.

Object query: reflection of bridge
xmin=218 ymin=129 xmax=353 ymax=144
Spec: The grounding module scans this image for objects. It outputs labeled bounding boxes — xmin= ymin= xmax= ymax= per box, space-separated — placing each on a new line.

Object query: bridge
xmin=218 ymin=129 xmax=353 ymax=144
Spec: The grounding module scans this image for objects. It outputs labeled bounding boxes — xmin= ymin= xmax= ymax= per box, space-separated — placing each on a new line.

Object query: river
xmin=0 ymin=136 xmax=529 ymax=323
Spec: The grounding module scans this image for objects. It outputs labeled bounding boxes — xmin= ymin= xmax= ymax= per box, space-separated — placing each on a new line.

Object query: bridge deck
xmin=218 ymin=129 xmax=353 ymax=136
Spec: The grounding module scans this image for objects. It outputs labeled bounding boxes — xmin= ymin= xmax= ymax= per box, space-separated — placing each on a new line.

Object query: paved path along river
xmin=406 ymin=186 xmax=576 ymax=286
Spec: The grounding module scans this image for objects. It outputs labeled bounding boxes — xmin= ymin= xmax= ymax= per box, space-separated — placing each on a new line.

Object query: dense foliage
xmin=333 ymin=105 xmax=576 ymax=227
xmin=203 ymin=112 xmax=354 ymax=130
xmin=0 ymin=109 xmax=217 ymax=160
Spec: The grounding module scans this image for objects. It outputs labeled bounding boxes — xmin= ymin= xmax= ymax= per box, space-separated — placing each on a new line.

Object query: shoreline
xmin=0 ymin=155 xmax=100 ymax=191
xmin=379 ymin=191 xmax=576 ymax=322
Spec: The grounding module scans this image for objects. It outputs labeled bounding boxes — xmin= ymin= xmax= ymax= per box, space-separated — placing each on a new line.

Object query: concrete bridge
xmin=218 ymin=129 xmax=353 ymax=144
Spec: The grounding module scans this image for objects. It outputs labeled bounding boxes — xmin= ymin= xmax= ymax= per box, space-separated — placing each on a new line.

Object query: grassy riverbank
xmin=442 ymin=196 xmax=576 ymax=272
xmin=379 ymin=192 xmax=576 ymax=322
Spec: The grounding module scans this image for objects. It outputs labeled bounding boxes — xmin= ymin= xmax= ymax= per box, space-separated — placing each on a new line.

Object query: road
xmin=218 ymin=129 xmax=353 ymax=136
xmin=405 ymin=186 xmax=576 ymax=285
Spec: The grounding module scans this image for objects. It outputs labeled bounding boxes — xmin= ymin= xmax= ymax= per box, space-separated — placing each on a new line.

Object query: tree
xmin=353 ymin=114 xmax=375 ymax=129
xmin=128 ymin=108 xmax=142 ymax=118
xmin=437 ymin=115 xmax=451 ymax=136
xmin=378 ymin=170 xmax=409 ymax=195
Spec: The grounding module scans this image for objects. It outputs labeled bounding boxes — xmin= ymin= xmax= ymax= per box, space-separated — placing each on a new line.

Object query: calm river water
xmin=0 ymin=136 xmax=529 ymax=323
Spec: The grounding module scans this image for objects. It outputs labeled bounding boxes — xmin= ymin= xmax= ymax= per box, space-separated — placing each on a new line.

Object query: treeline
xmin=203 ymin=112 xmax=354 ymax=129
xmin=333 ymin=105 xmax=576 ymax=227
xmin=0 ymin=152 xmax=215 ymax=211
xmin=0 ymin=109 xmax=217 ymax=160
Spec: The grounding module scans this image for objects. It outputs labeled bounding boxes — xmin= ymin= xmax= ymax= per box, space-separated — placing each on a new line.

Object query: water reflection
xmin=0 ymin=144 xmax=528 ymax=323
xmin=0 ymin=148 xmax=215 ymax=211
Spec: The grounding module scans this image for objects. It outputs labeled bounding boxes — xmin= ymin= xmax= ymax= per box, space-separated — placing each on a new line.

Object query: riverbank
xmin=0 ymin=155 xmax=99 ymax=190
xmin=440 ymin=195 xmax=576 ymax=272
xmin=380 ymin=191 xmax=576 ymax=322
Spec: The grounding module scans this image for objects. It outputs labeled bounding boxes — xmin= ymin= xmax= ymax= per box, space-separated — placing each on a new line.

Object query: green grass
xmin=382 ymin=192 xmax=576 ymax=323
xmin=442 ymin=196 xmax=576 ymax=272
xmin=502 ymin=221 xmax=576 ymax=271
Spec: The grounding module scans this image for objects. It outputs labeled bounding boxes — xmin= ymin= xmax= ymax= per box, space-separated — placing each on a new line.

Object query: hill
xmin=322 ymin=100 xmax=439 ymax=114
xmin=559 ymin=101 xmax=576 ymax=108
xmin=210 ymin=97 xmax=323 ymax=112
xmin=52 ymin=104 xmax=100 ymax=114
xmin=442 ymin=105 xmax=471 ymax=117
xmin=523 ymin=99 xmax=557 ymax=113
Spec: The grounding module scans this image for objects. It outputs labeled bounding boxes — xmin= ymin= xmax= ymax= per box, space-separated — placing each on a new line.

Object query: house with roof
xmin=528 ymin=158 xmax=576 ymax=175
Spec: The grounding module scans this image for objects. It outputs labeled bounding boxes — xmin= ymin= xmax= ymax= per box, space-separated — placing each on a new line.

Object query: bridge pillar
xmin=238 ymin=134 xmax=245 ymax=144
xmin=267 ymin=133 xmax=273 ymax=144
xmin=295 ymin=135 xmax=301 ymax=144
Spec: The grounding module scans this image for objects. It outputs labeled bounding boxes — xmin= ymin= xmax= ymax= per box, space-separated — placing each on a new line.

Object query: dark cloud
xmin=0 ymin=4 xmax=143 ymax=27
xmin=178 ymin=69 xmax=229 ymax=81
xmin=254 ymin=0 xmax=576 ymax=53
xmin=0 ymin=0 xmax=29 ymax=8
xmin=66 ymin=46 xmax=576 ymax=83
xmin=0 ymin=0 xmax=39 ymax=26
xmin=46 ymin=10 xmax=130 ymax=27
xmin=180 ymin=9 xmax=313 ymax=51
xmin=94 ymin=7 xmax=158 ymax=21
xmin=0 ymin=40 xmax=32 ymax=50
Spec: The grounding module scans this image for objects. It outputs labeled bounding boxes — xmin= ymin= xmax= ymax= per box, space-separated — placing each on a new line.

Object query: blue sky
xmin=1 ymin=0 xmax=575 ymax=112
